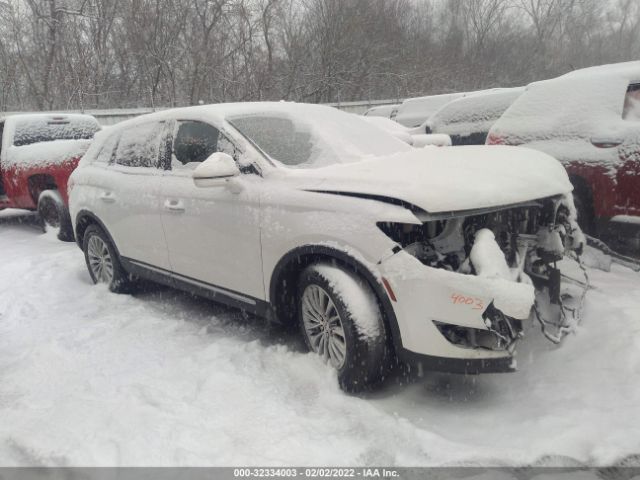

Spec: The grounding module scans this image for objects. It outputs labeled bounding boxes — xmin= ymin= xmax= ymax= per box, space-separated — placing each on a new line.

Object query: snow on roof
xmin=363 ymin=104 xmax=400 ymax=117
xmin=429 ymin=87 xmax=524 ymax=136
xmin=490 ymin=63 xmax=638 ymax=144
xmin=394 ymin=92 xmax=468 ymax=127
xmin=559 ymin=61 xmax=640 ymax=82
xmin=102 ymin=102 xmax=344 ymax=133
xmin=1 ymin=112 xmax=98 ymax=123
xmin=88 ymin=102 xmax=411 ymax=169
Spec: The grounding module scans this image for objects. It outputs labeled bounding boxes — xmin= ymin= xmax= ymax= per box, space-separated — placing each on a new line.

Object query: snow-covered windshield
xmin=430 ymin=89 xmax=523 ymax=133
xmin=228 ymin=107 xmax=410 ymax=168
xmin=13 ymin=115 xmax=100 ymax=147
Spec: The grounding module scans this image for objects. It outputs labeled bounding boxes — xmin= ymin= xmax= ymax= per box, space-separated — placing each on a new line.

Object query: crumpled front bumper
xmin=379 ymin=252 xmax=535 ymax=371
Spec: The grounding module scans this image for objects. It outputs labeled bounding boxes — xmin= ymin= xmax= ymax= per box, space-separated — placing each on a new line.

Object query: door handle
xmin=164 ymin=199 xmax=185 ymax=213
xmin=100 ymin=192 xmax=116 ymax=203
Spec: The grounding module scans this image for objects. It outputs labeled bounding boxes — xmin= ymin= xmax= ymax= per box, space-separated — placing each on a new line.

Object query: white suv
xmin=69 ymin=102 xmax=584 ymax=392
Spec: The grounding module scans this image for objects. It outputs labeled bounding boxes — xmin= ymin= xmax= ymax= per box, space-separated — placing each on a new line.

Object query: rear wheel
xmin=37 ymin=190 xmax=74 ymax=241
xmin=573 ymin=192 xmax=595 ymax=235
xmin=82 ymin=224 xmax=133 ymax=293
xmin=297 ymin=263 xmax=390 ymax=393
xmin=570 ymin=177 xmax=595 ymax=235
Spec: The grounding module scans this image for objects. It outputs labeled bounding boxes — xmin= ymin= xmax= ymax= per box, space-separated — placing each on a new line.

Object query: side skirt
xmin=120 ymin=257 xmax=275 ymax=320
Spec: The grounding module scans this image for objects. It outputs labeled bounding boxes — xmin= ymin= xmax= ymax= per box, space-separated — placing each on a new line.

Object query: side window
xmin=173 ymin=121 xmax=219 ymax=167
xmin=623 ymin=84 xmax=640 ymax=121
xmin=95 ymin=133 xmax=120 ymax=163
xmin=171 ymin=120 xmax=239 ymax=169
xmin=114 ymin=121 xmax=165 ymax=168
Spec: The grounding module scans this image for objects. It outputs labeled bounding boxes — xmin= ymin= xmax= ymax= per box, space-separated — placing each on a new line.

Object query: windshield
xmin=228 ymin=107 xmax=410 ymax=168
xmin=431 ymin=91 xmax=521 ymax=131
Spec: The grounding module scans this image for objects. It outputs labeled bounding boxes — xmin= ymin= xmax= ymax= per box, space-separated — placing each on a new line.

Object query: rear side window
xmin=115 ymin=121 xmax=165 ymax=168
xmin=623 ymin=84 xmax=640 ymax=121
xmin=13 ymin=116 xmax=99 ymax=146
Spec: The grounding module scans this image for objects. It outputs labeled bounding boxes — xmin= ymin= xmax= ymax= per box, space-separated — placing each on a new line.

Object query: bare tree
xmin=0 ymin=0 xmax=638 ymax=111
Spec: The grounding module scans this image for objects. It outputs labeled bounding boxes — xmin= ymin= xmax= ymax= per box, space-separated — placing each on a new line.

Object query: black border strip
xmin=120 ymin=256 xmax=273 ymax=318
xmin=0 ymin=466 xmax=636 ymax=479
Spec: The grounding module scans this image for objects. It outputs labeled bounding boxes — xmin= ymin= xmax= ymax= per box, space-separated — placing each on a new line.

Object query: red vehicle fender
xmin=1 ymin=157 xmax=80 ymax=210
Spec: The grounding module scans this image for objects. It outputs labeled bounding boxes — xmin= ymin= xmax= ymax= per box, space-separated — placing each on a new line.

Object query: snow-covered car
xmin=425 ymin=88 xmax=524 ymax=145
xmin=360 ymin=116 xmax=452 ymax=147
xmin=69 ymin=102 xmax=584 ymax=392
xmin=0 ymin=113 xmax=100 ymax=240
xmin=363 ymin=104 xmax=400 ymax=118
xmin=487 ymin=62 xmax=640 ymax=255
xmin=392 ymin=92 xmax=467 ymax=127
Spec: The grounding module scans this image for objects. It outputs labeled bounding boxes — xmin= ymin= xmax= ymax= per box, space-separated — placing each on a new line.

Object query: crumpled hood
xmin=284 ymin=145 xmax=572 ymax=213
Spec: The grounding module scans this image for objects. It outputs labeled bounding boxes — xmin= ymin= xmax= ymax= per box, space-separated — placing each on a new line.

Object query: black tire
xmin=82 ymin=224 xmax=133 ymax=293
xmin=37 ymin=190 xmax=74 ymax=242
xmin=297 ymin=263 xmax=390 ymax=393
xmin=573 ymin=190 xmax=594 ymax=235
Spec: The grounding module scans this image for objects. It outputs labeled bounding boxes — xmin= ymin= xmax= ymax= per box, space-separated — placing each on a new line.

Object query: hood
xmin=285 ymin=145 xmax=572 ymax=213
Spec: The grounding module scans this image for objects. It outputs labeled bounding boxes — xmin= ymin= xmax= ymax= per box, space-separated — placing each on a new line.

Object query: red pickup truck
xmin=0 ymin=113 xmax=100 ymax=240
xmin=487 ymin=62 xmax=640 ymax=256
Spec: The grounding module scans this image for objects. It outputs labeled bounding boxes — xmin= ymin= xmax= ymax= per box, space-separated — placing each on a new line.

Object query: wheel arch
xmin=269 ymin=245 xmax=402 ymax=355
xmin=27 ymin=174 xmax=57 ymax=204
xmin=74 ymin=210 xmax=120 ymax=256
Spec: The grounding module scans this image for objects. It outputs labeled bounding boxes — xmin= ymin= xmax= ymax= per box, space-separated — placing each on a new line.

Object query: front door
xmin=159 ymin=119 xmax=265 ymax=303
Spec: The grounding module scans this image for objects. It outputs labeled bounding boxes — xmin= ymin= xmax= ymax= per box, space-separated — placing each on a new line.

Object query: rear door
xmin=97 ymin=120 xmax=172 ymax=270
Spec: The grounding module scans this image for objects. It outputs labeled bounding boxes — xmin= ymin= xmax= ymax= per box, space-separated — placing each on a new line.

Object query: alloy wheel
xmin=301 ymin=284 xmax=347 ymax=369
xmin=87 ymin=235 xmax=114 ymax=284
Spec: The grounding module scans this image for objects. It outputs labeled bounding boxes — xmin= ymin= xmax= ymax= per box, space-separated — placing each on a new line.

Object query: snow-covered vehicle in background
xmin=360 ymin=115 xmax=452 ymax=147
xmin=424 ymin=87 xmax=524 ymax=145
xmin=488 ymin=62 xmax=640 ymax=256
xmin=392 ymin=92 xmax=466 ymax=127
xmin=363 ymin=104 xmax=400 ymax=118
xmin=0 ymin=113 xmax=100 ymax=240
xmin=69 ymin=102 xmax=584 ymax=392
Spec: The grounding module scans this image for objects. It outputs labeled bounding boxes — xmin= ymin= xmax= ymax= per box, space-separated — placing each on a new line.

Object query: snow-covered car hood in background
xmin=284 ymin=145 xmax=573 ymax=214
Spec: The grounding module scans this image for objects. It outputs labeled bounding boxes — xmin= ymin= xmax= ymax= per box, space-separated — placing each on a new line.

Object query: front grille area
xmin=462 ymin=204 xmax=545 ymax=262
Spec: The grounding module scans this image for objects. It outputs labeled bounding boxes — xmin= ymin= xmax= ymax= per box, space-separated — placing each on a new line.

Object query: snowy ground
xmin=1 ymin=209 xmax=639 ymax=467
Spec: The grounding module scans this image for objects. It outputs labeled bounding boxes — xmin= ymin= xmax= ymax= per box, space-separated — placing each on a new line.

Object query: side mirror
xmin=192 ymin=152 xmax=240 ymax=187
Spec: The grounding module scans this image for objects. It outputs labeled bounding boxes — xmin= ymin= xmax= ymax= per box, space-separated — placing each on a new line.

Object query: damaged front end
xmin=378 ymin=194 xmax=588 ymax=360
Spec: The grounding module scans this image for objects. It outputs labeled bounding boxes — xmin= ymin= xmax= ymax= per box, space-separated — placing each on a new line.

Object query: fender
xmin=269 ymin=244 xmax=405 ymax=357
xmin=73 ymin=209 xmax=120 ymax=254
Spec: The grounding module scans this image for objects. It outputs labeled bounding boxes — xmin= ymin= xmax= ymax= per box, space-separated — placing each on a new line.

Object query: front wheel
xmin=298 ymin=263 xmax=390 ymax=393
xmin=82 ymin=224 xmax=133 ymax=293
xmin=37 ymin=190 xmax=74 ymax=241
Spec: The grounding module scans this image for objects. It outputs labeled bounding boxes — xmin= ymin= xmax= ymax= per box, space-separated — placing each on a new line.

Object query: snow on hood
xmin=284 ymin=145 xmax=572 ymax=214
